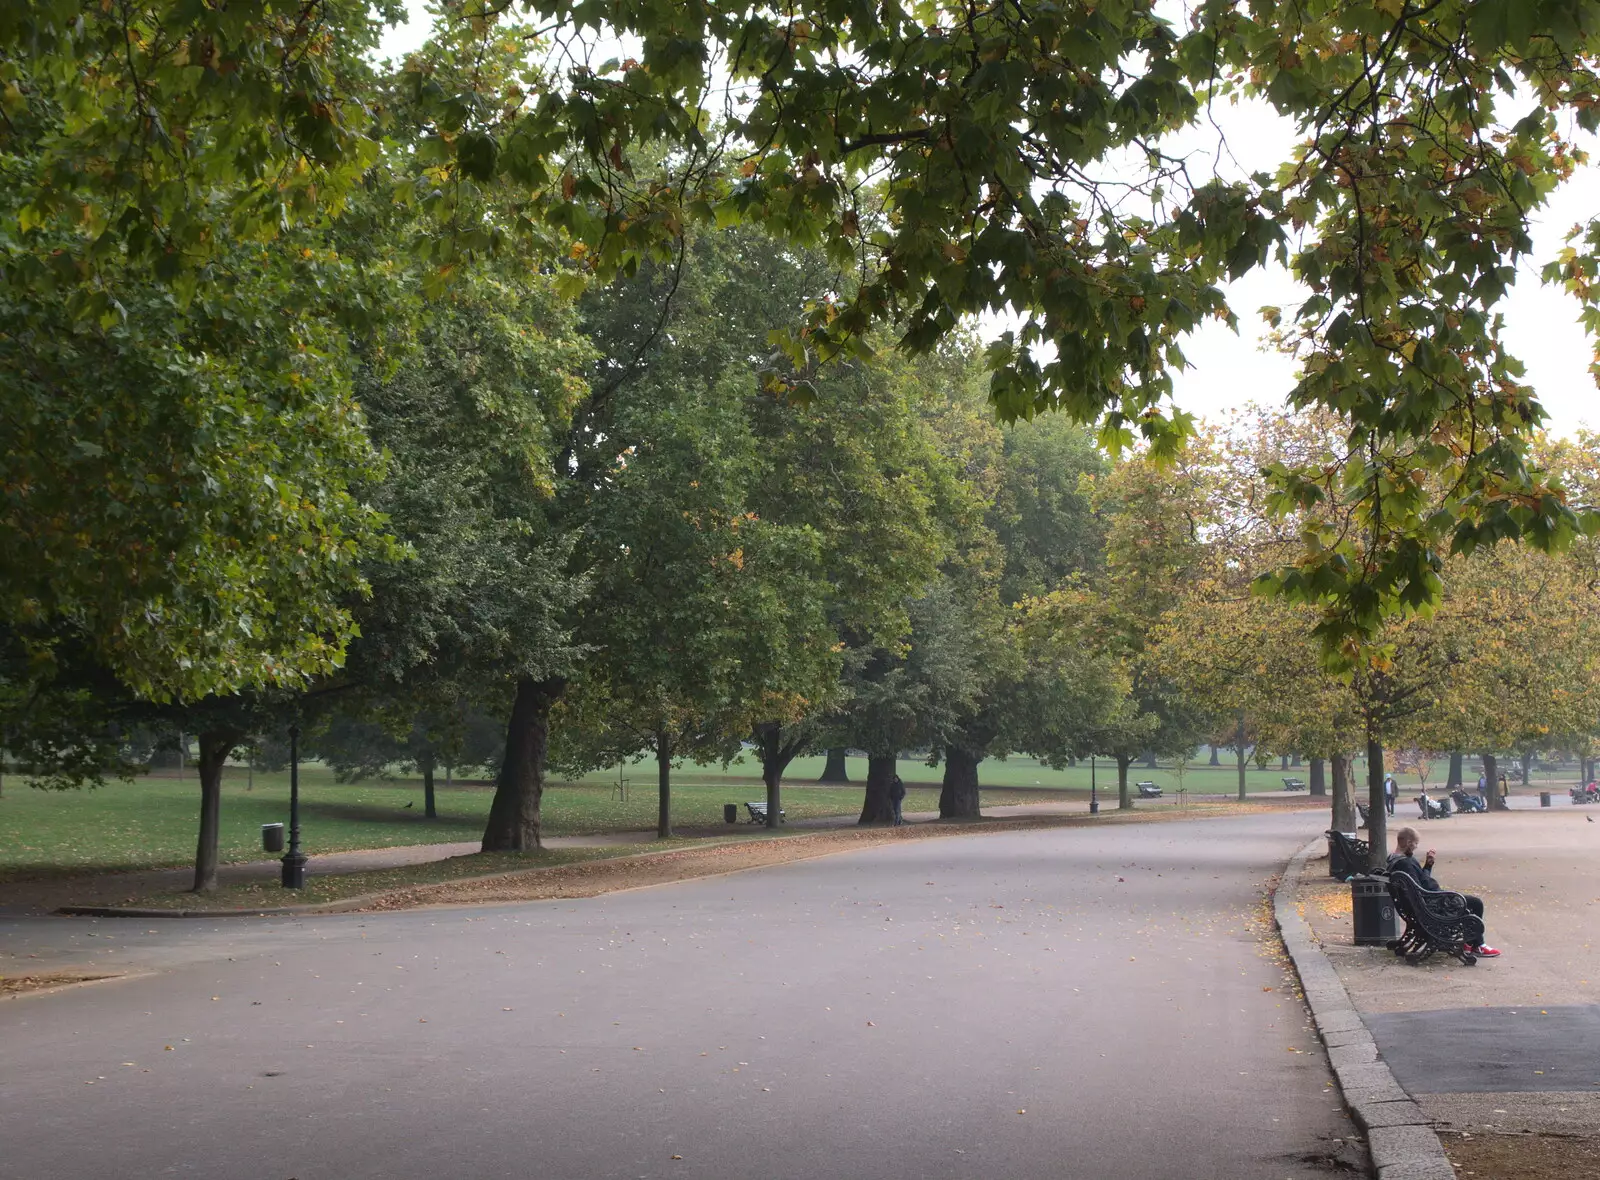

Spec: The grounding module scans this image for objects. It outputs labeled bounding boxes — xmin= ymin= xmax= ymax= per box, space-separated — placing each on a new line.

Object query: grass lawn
xmin=0 ymin=752 xmax=1308 ymax=883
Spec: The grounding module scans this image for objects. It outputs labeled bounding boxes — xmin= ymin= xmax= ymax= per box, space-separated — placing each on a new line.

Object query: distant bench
xmin=1282 ymin=777 xmax=1306 ymax=791
xmin=1136 ymin=781 xmax=1162 ymax=799
xmin=745 ymin=801 xmax=786 ymax=824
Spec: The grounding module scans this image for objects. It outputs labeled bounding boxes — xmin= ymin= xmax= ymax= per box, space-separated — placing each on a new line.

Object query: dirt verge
xmin=1441 ymin=1129 xmax=1600 ymax=1179
xmin=0 ymin=971 xmax=118 ymax=998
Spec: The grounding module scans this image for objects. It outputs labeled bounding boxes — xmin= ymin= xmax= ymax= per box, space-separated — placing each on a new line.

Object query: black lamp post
xmin=281 ymin=724 xmax=307 ymax=889
xmin=1089 ymin=754 xmax=1099 ymax=815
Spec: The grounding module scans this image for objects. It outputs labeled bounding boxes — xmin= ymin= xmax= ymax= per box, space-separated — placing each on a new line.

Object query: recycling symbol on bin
xmin=1381 ymin=905 xmax=1394 ymax=920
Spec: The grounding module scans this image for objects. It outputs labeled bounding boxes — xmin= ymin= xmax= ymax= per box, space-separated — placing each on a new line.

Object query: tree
xmin=564 ymin=369 xmax=833 ymax=838
xmin=12 ymin=1 xmax=1600 ymax=698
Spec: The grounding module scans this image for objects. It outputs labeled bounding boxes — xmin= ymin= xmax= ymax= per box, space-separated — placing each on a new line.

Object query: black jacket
xmin=1386 ymin=852 xmax=1440 ymax=892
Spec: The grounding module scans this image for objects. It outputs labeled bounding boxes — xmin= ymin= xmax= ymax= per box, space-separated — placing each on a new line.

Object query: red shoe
xmin=1472 ymin=944 xmax=1502 ymax=958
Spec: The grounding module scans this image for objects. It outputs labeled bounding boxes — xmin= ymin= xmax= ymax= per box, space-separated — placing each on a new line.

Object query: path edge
xmin=1274 ymin=836 xmax=1456 ymax=1180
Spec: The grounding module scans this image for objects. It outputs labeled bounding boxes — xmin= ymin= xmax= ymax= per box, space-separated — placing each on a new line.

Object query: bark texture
xmin=421 ymin=753 xmax=437 ymax=819
xmin=1308 ymin=756 xmax=1326 ymax=797
xmin=656 ymin=729 xmax=673 ymax=838
xmin=939 ymin=747 xmax=982 ymax=818
xmin=1235 ymin=716 xmax=1248 ymax=801
xmin=858 ymin=754 xmax=897 ymax=824
xmin=818 ymin=747 xmax=850 ymax=783
xmin=1482 ymin=751 xmax=1507 ymax=812
xmin=1330 ymin=754 xmax=1356 ymax=832
xmin=1446 ymin=751 xmax=1464 ymax=790
xmin=481 ymin=676 xmax=565 ymax=852
xmin=1366 ymin=738 xmax=1388 ymax=871
xmin=192 ymin=728 xmax=242 ymax=893
xmin=1117 ymin=753 xmax=1132 ymax=810
xmin=1208 ymin=745 xmax=1220 ymax=766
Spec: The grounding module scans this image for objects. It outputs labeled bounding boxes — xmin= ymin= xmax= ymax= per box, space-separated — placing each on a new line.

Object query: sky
xmin=375 ymin=9 xmax=1598 ymax=439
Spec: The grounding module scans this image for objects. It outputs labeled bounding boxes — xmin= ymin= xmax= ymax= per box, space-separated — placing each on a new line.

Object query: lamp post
xmin=1089 ymin=754 xmax=1099 ymax=815
xmin=281 ymin=724 xmax=307 ymax=889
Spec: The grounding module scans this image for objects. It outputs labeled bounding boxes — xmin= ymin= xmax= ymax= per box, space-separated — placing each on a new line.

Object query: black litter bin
xmin=262 ymin=823 xmax=285 ymax=853
xmin=1351 ymin=874 xmax=1398 ymax=945
xmin=723 ymin=803 xmax=738 ymax=824
xmin=1540 ymin=791 xmax=1552 ymax=807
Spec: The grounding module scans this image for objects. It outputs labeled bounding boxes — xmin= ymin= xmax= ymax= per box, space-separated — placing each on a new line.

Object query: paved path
xmin=1299 ymin=796 xmax=1600 ymax=1140
xmin=0 ymin=810 xmax=1359 ymax=1179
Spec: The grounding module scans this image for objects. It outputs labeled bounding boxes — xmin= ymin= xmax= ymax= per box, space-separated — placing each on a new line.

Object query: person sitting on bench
xmin=1387 ymin=827 xmax=1501 ymax=957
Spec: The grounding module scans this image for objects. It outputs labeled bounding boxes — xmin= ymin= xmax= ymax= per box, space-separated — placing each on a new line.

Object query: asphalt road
xmin=1 ymin=810 xmax=1359 ymax=1179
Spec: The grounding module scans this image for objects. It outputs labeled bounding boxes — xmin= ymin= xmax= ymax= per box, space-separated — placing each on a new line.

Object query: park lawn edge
xmin=61 ymin=800 xmax=1315 ymax=918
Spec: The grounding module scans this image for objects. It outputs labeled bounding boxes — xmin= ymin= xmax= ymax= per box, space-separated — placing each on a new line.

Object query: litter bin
xmin=262 ymin=823 xmax=285 ymax=853
xmin=1327 ymin=832 xmax=1359 ymax=879
xmin=1540 ymin=791 xmax=1552 ymax=807
xmin=723 ymin=803 xmax=738 ymax=824
xmin=1351 ymin=875 xmax=1398 ymax=946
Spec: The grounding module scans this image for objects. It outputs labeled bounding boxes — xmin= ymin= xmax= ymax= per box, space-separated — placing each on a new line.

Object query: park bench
xmin=1324 ymin=829 xmax=1370 ymax=879
xmin=1282 ymin=777 xmax=1306 ymax=791
xmin=1136 ymin=781 xmax=1162 ymax=798
xmin=1416 ymin=792 xmax=1452 ymax=820
xmin=1386 ymin=870 xmax=1485 ymax=967
xmin=1355 ymin=802 xmax=1370 ymax=830
xmin=744 ymin=801 xmax=786 ymax=824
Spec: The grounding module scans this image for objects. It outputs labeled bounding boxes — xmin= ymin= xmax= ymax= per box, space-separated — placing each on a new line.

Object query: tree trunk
xmin=1280 ymin=753 xmax=1289 ymax=771
xmin=192 ymin=728 xmax=242 ymax=893
xmin=655 ymin=728 xmax=673 ymax=838
xmin=1291 ymin=753 xmax=1302 ymax=768
xmin=481 ymin=676 xmax=565 ymax=852
xmin=1446 ymin=751 xmax=1464 ymax=790
xmin=1117 ymin=753 xmax=1132 ymax=810
xmin=818 ymin=747 xmax=850 ymax=783
xmin=858 ymin=754 xmax=897 ymax=824
xmin=1141 ymin=750 xmax=1157 ymax=769
xmin=1482 ymin=751 xmax=1507 ymax=812
xmin=1330 ymin=753 xmax=1356 ymax=832
xmin=421 ymin=753 xmax=437 ymax=819
xmin=755 ymin=721 xmax=805 ymax=830
xmin=1235 ymin=715 xmax=1248 ymax=801
xmin=1365 ymin=736 xmax=1388 ymax=872
xmin=445 ymin=764 xmax=453 ymax=790
xmin=1208 ymin=744 xmax=1220 ymax=766
xmin=940 ymin=747 xmax=982 ymax=818
xmin=1519 ymin=748 xmax=1533 ymax=786
xmin=1308 ymin=756 xmax=1326 ymax=798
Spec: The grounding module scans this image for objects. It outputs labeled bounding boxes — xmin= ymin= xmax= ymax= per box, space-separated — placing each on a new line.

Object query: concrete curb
xmin=1273 ymin=836 xmax=1457 ymax=1180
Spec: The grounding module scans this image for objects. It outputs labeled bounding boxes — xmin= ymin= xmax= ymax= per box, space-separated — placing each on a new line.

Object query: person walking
xmin=1383 ymin=773 xmax=1397 ymax=817
xmin=1477 ymin=771 xmax=1488 ymax=806
xmin=889 ymin=773 xmax=907 ymax=826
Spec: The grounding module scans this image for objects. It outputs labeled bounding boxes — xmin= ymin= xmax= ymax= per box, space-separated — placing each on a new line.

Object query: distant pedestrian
xmin=1477 ymin=772 xmax=1488 ymax=805
xmin=1498 ymin=772 xmax=1509 ymax=802
xmin=1383 ymin=774 xmax=1397 ymax=817
xmin=889 ymin=774 xmax=907 ymax=826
